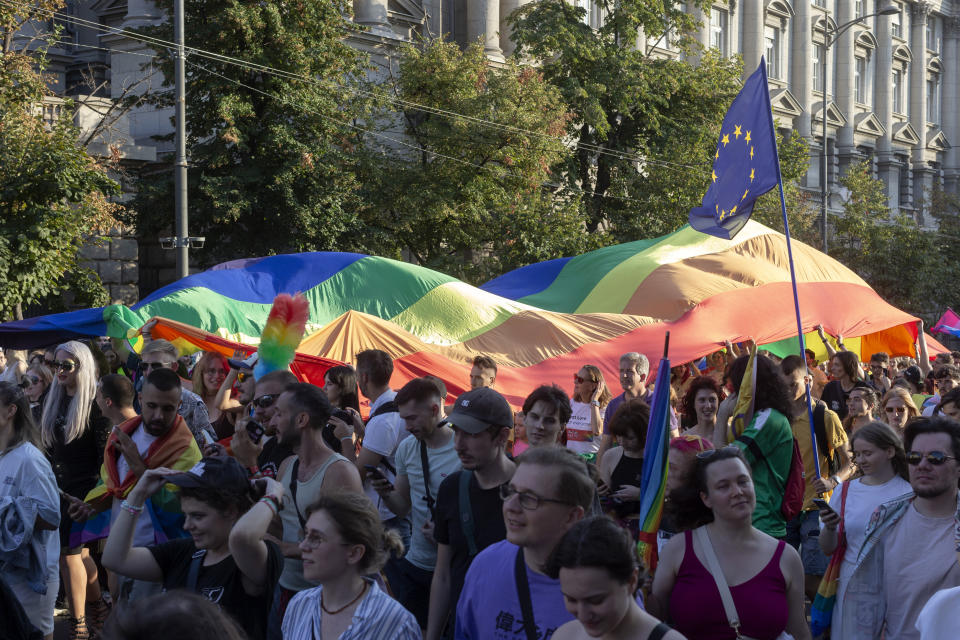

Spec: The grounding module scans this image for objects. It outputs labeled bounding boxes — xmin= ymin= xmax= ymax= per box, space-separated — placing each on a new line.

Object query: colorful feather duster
xmin=253 ymin=293 xmax=310 ymax=380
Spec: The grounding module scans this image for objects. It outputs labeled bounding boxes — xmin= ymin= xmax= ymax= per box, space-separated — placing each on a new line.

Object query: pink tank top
xmin=669 ymin=529 xmax=789 ymax=640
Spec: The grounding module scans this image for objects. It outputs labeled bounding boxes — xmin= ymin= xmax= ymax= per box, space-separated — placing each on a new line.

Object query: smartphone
xmin=812 ymin=498 xmax=833 ymax=513
xmin=246 ymin=420 xmax=265 ymax=444
xmin=364 ymin=465 xmax=386 ymax=481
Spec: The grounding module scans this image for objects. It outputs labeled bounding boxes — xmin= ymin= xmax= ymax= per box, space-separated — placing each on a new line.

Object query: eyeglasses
xmin=499 ymin=484 xmax=570 ymax=510
xmin=884 ymin=406 xmax=907 ymax=414
xmin=236 ymin=371 xmax=250 ymax=383
xmin=573 ymin=374 xmax=594 ymax=384
xmin=140 ymin=361 xmax=172 ymax=372
xmin=204 ymin=368 xmax=228 ymax=376
xmin=300 ymin=532 xmax=352 ymax=551
xmin=906 ymin=451 xmax=957 ymax=466
xmin=52 ymin=360 xmax=76 ymax=373
xmin=253 ymin=394 xmax=277 ymax=409
xmin=696 ymin=445 xmax=741 ymax=460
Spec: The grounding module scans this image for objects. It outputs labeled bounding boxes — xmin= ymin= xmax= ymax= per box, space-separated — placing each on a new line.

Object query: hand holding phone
xmin=812 ymin=498 xmax=833 ymax=512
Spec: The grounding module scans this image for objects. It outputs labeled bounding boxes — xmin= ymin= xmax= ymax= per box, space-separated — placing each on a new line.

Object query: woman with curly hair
xmin=680 ymin=376 xmax=723 ymax=442
xmin=569 ymin=365 xmax=613 ymax=463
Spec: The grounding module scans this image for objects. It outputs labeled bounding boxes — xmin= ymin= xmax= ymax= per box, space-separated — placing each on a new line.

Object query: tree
xmin=508 ymin=0 xmax=745 ymax=240
xmin=128 ymin=0 xmax=375 ymax=263
xmin=831 ymin=161 xmax=939 ymax=316
xmin=0 ymin=12 xmax=120 ymax=321
xmin=357 ymin=40 xmax=599 ymax=283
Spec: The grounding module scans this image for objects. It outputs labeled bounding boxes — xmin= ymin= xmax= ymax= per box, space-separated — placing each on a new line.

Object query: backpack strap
xmin=420 ymin=440 xmax=436 ymax=521
xmin=647 ymin=622 xmax=673 ymax=640
xmin=368 ymin=400 xmax=398 ymax=421
xmin=186 ymin=548 xmax=206 ymax=593
xmin=812 ymin=401 xmax=835 ymax=475
xmin=458 ymin=470 xmax=478 ymax=558
xmin=289 ymin=458 xmax=306 ymax=530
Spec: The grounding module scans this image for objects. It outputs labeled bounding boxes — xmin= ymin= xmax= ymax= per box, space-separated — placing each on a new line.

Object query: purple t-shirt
xmin=455 ymin=540 xmax=572 ymax=640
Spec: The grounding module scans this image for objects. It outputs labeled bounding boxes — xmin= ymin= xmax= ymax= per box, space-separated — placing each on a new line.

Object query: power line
xmin=0 ymin=0 xmax=710 ymax=172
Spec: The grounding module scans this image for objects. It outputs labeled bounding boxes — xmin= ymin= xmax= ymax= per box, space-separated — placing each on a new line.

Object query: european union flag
xmin=689 ymin=59 xmax=780 ymax=239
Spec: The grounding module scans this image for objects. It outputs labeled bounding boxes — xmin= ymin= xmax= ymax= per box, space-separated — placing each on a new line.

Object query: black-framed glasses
xmin=499 ymin=484 xmax=570 ymax=510
xmin=21 ymin=376 xmax=41 ymax=387
xmin=906 ymin=451 xmax=957 ymax=466
xmin=253 ymin=394 xmax=277 ymax=409
xmin=43 ymin=359 xmax=56 ymax=367
xmin=140 ymin=361 xmax=171 ymax=373
xmin=52 ymin=360 xmax=76 ymax=373
xmin=696 ymin=444 xmax=741 ymax=460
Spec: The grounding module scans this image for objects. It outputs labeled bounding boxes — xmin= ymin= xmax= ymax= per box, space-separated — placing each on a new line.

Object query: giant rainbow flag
xmin=0 ymin=220 xmax=941 ymax=406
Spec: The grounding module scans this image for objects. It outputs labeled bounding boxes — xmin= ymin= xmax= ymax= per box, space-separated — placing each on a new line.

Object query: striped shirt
xmin=281 ymin=578 xmax=421 ymax=640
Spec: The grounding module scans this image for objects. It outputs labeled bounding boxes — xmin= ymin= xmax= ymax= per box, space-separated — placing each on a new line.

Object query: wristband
xmin=120 ymin=499 xmax=144 ymax=515
xmin=590 ymin=400 xmax=600 ymax=407
xmin=259 ymin=496 xmax=279 ymax=515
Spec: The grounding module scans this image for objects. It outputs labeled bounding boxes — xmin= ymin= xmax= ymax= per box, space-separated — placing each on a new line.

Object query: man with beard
xmin=68 ymin=368 xmax=202 ymax=602
xmin=839 ymin=416 xmax=960 ymax=639
xmin=229 ymin=368 xmax=297 ymax=479
xmin=267 ymin=383 xmax=362 ymax=639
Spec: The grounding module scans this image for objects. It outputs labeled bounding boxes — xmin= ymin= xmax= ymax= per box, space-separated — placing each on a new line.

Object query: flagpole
xmin=759 ymin=59 xmax=822 ymax=480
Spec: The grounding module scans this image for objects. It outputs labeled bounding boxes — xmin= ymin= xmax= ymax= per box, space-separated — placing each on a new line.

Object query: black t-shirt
xmin=257 ymin=436 xmax=294 ymax=478
xmin=819 ymin=380 xmax=850 ymax=421
xmin=434 ymin=470 xmax=507 ymax=618
xmin=609 ymin=452 xmax=644 ymax=518
xmin=148 ymin=538 xmax=283 ymax=640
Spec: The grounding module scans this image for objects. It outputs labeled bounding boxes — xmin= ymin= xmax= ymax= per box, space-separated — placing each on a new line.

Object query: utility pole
xmin=174 ymin=0 xmax=189 ymax=279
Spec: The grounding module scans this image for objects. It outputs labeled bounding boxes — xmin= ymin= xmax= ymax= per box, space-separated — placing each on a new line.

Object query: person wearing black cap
xmin=101 ymin=456 xmax=283 ymax=640
xmin=425 ymin=387 xmax=517 ymax=640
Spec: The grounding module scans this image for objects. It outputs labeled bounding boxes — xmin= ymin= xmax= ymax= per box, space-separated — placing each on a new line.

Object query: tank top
xmin=669 ymin=529 xmax=789 ymax=640
xmin=609 ymin=450 xmax=644 ymax=518
xmin=277 ymin=452 xmax=349 ymax=591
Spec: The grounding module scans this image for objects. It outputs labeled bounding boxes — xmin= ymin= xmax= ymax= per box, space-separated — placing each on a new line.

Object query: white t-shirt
xmin=394 ymin=432 xmax=461 ymax=570
xmin=823 ymin=474 xmax=912 ymax=632
xmin=916 ymin=586 xmax=960 ymax=639
xmin=883 ymin=503 xmax=960 ymax=640
xmin=361 ymin=390 xmax=410 ymax=521
xmin=566 ymin=400 xmax=599 ymax=455
xmin=111 ymin=425 xmax=159 ymax=546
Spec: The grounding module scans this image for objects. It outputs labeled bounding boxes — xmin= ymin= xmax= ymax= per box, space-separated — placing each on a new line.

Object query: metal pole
xmin=174 ymin=0 xmax=189 ymax=279
xmin=821 ymin=31 xmax=829 ymax=255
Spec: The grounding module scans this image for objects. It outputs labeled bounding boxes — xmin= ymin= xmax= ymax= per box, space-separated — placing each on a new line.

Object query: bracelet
xmin=120 ymin=499 xmax=144 ymax=515
xmin=259 ymin=495 xmax=281 ymax=514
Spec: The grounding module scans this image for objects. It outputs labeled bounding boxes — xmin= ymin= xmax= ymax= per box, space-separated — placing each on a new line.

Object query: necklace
xmin=321 ymin=581 xmax=368 ymax=615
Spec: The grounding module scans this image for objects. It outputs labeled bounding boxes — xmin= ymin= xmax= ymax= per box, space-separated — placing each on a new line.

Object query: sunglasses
xmin=52 ymin=360 xmax=76 ymax=372
xmin=253 ymin=394 xmax=277 ymax=409
xmin=140 ymin=361 xmax=172 ymax=372
xmin=573 ymin=374 xmax=594 ymax=384
xmin=696 ymin=444 xmax=741 ymax=460
xmin=906 ymin=451 xmax=957 ymax=466
xmin=43 ymin=359 xmax=56 ymax=367
xmin=22 ymin=376 xmax=41 ymax=386
xmin=884 ymin=406 xmax=907 ymax=414
xmin=236 ymin=371 xmax=250 ymax=383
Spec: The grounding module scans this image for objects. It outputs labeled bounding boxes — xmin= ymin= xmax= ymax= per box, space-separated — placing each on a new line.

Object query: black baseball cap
xmin=903 ymin=365 xmax=923 ymax=387
xmin=448 ymin=387 xmax=513 ymax=434
xmin=166 ymin=456 xmax=250 ymax=494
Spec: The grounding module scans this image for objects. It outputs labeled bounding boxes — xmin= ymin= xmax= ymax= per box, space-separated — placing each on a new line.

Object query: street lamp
xmin=819 ymin=2 xmax=898 ymax=254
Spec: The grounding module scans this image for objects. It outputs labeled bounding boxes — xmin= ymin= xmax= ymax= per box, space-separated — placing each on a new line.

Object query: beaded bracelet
xmin=120 ymin=500 xmax=144 ymax=516
xmin=259 ymin=496 xmax=280 ymax=515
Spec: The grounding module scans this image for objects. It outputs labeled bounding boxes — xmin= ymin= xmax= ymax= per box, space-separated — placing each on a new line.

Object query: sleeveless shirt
xmin=277 ymin=452 xmax=349 ymax=591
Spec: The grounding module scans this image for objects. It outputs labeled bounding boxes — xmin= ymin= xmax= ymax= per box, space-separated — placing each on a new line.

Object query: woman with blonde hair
xmin=40 ymin=341 xmax=111 ymax=640
xmin=190 ymin=351 xmax=233 ymax=426
xmin=24 ymin=362 xmax=54 ymax=423
xmin=282 ymin=492 xmax=419 ymax=639
xmin=879 ymin=386 xmax=919 ymax=436
xmin=569 ymin=364 xmax=613 ymax=462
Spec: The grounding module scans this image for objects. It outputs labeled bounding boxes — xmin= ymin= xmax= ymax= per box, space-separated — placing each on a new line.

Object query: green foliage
xmin=750 ymin=129 xmax=819 ymax=245
xmin=830 ymin=162 xmax=940 ymax=316
xmin=508 ymin=0 xmax=744 ymax=240
xmin=358 ymin=40 xmax=600 ymax=283
xmin=127 ymin=0 xmax=375 ymax=263
xmin=0 ymin=44 xmax=120 ymax=321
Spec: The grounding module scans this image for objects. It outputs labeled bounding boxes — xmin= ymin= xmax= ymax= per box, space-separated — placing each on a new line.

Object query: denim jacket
xmin=839 ymin=491 xmax=960 ymax=639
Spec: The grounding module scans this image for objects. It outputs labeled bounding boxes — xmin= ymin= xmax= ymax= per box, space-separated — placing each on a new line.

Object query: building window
xmin=892 ymin=69 xmax=903 ymax=113
xmin=891 ymin=6 xmax=902 ymax=38
xmin=855 ymin=0 xmax=864 ymax=18
xmin=765 ymin=26 xmax=781 ymax=79
xmin=927 ymin=76 xmax=940 ymax=123
xmin=814 ymin=0 xmax=826 ymax=7
xmin=854 ymin=56 xmax=866 ymax=103
xmin=926 ymin=17 xmax=940 ymax=53
xmin=710 ymin=7 xmax=728 ymax=56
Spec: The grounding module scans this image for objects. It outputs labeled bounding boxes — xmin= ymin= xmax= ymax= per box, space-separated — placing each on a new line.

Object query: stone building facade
xmin=35 ymin=0 xmax=960 ymax=300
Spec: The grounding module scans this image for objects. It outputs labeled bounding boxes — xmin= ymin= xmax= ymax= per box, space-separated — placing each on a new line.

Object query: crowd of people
xmin=1 ymin=328 xmax=959 ymax=640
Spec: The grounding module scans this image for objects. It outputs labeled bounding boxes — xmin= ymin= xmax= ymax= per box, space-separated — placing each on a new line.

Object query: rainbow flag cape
xmin=636 ymin=345 xmax=672 ymax=572
xmin=70 ymin=416 xmax=202 ymax=547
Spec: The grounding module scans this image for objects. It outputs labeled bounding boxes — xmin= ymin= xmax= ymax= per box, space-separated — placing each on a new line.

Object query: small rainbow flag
xmin=636 ymin=337 xmax=672 ymax=572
